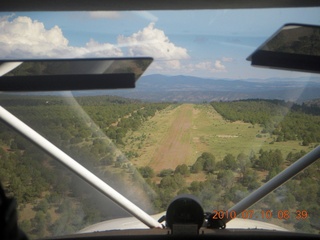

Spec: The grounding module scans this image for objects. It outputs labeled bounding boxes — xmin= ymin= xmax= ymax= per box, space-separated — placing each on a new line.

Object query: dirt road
xmin=149 ymin=104 xmax=193 ymax=171
xmin=124 ymin=103 xmax=219 ymax=173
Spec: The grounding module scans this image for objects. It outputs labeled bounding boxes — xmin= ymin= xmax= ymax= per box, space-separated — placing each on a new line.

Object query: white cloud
xmin=0 ymin=16 xmax=192 ymax=73
xmin=118 ymin=22 xmax=189 ymax=61
xmin=193 ymin=60 xmax=226 ymax=73
xmin=214 ymin=60 xmax=226 ymax=71
xmin=0 ymin=16 xmax=69 ymax=58
xmin=1 ymin=16 xmax=233 ymax=76
xmin=84 ymin=39 xmax=123 ymax=57
xmin=0 ymin=16 xmax=122 ymax=58
xmin=195 ymin=61 xmax=212 ymax=70
xmin=117 ymin=22 xmax=189 ymax=72
xmin=88 ymin=11 xmax=121 ymax=19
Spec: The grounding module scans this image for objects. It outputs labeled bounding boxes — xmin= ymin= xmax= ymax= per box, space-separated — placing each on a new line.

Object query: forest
xmin=0 ymin=96 xmax=319 ymax=238
xmin=211 ymin=99 xmax=320 ymax=146
xmin=0 ymin=95 xmax=169 ymax=238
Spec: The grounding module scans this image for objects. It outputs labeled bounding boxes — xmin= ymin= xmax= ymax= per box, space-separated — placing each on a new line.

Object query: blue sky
xmin=1 ymin=8 xmax=320 ymax=79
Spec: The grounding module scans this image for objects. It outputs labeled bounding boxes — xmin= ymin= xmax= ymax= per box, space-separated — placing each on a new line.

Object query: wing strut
xmin=224 ymin=145 xmax=320 ymax=224
xmin=0 ymin=106 xmax=162 ymax=229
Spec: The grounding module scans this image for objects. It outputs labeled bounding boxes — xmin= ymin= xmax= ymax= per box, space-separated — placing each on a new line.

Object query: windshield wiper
xmin=0 ymin=106 xmax=162 ymax=229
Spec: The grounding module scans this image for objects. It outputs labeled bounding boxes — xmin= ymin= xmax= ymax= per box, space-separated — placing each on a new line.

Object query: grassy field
xmin=123 ymin=103 xmax=310 ymax=173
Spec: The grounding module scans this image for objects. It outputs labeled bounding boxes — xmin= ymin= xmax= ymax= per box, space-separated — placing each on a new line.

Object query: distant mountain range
xmin=89 ymin=74 xmax=320 ymax=103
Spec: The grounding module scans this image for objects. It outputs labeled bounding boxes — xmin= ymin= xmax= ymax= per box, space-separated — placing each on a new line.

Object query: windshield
xmin=0 ymin=7 xmax=319 ymax=239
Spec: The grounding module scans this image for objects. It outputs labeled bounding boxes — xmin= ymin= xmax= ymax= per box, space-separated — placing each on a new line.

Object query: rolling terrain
xmin=86 ymin=74 xmax=320 ymax=103
xmin=123 ymin=103 xmax=310 ymax=173
xmin=0 ymin=96 xmax=319 ymax=237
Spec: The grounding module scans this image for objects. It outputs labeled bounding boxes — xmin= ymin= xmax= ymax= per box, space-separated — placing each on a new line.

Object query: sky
xmin=0 ymin=8 xmax=320 ymax=79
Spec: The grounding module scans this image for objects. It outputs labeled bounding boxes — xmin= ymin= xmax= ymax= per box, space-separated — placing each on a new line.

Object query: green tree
xmin=34 ymin=199 xmax=49 ymax=212
xmin=255 ymin=149 xmax=283 ymax=171
xmin=158 ymin=169 xmax=173 ymax=177
xmin=190 ymin=160 xmax=203 ymax=173
xmin=265 ymin=166 xmax=282 ymax=181
xmin=217 ymin=170 xmax=235 ymax=188
xmin=191 ymin=152 xmax=215 ymax=173
xmin=241 ymin=169 xmax=260 ymax=191
xmin=237 ymin=153 xmax=250 ymax=177
xmin=173 ymin=173 xmax=186 ymax=188
xmin=219 ymin=154 xmax=237 ymax=170
xmin=225 ymin=183 xmax=248 ymax=203
xmin=159 ymin=176 xmax=177 ymax=191
xmin=203 ymin=157 xmax=215 ymax=173
xmin=189 ymin=181 xmax=204 ymax=194
xmin=281 ymin=193 xmax=296 ymax=209
xmin=174 ymin=164 xmax=190 ymax=176
xmin=138 ymin=166 xmax=155 ymax=178
xmin=195 ymin=152 xmax=216 ymax=173
xmin=31 ymin=211 xmax=46 ymax=238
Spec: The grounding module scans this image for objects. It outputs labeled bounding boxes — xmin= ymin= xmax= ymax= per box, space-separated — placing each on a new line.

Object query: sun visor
xmin=0 ymin=57 xmax=153 ymax=91
xmin=247 ymin=24 xmax=320 ymax=74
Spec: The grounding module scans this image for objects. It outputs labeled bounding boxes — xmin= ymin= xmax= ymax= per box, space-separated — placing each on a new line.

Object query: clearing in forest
xmin=123 ymin=104 xmax=229 ymax=172
xmin=123 ymin=103 xmax=307 ymax=173
xmin=149 ymin=104 xmax=194 ymax=171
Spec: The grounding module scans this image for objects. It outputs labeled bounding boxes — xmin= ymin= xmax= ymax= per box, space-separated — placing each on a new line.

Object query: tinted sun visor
xmin=247 ymin=24 xmax=320 ymax=74
xmin=0 ymin=57 xmax=153 ymax=91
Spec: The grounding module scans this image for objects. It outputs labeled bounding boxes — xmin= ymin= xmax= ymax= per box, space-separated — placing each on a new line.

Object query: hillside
xmin=304 ymin=98 xmax=320 ymax=107
xmin=85 ymin=74 xmax=320 ymax=103
xmin=0 ymin=96 xmax=319 ymax=237
xmin=122 ymin=101 xmax=319 ymax=232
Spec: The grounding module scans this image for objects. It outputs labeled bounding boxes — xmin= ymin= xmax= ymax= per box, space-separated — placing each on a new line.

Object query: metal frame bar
xmin=225 ymin=145 xmax=320 ymax=224
xmin=2 ymin=0 xmax=320 ymax=11
xmin=0 ymin=106 xmax=162 ymax=229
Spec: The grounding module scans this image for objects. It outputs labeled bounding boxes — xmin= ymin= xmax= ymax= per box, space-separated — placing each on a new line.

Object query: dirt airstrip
xmin=124 ymin=104 xmax=221 ymax=172
xmin=149 ymin=104 xmax=193 ymax=171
